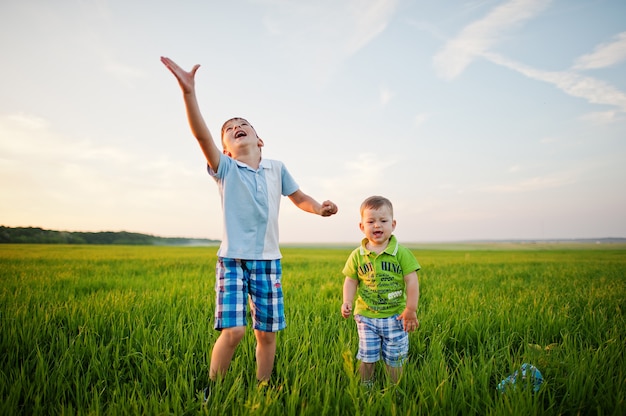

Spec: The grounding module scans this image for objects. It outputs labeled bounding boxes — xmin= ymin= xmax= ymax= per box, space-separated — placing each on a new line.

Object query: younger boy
xmin=341 ymin=196 xmax=420 ymax=384
xmin=161 ymin=57 xmax=338 ymax=393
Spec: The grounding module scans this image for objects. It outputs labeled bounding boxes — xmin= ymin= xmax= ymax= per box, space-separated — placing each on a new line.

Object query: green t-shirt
xmin=342 ymin=235 xmax=421 ymax=318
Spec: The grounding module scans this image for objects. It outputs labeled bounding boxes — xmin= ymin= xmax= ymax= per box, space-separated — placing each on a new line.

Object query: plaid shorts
xmin=214 ymin=258 xmax=286 ymax=332
xmin=354 ymin=314 xmax=409 ymax=367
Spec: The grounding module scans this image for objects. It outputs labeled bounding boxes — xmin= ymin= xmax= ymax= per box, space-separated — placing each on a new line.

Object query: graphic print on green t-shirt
xmin=355 ymin=257 xmax=406 ymax=316
xmin=343 ymin=236 xmax=421 ymax=319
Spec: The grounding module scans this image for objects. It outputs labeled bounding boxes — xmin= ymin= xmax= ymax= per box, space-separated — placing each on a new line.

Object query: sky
xmin=1 ymin=0 xmax=625 ymax=244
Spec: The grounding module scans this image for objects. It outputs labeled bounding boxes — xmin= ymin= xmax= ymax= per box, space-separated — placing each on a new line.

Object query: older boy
xmin=161 ymin=57 xmax=338 ymax=394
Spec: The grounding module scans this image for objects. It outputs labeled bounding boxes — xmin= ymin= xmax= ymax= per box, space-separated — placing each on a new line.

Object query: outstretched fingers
xmin=160 ymin=56 xmax=200 ymax=92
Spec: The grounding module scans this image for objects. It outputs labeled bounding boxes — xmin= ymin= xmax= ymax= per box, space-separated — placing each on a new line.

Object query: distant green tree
xmin=0 ymin=226 xmax=218 ymax=245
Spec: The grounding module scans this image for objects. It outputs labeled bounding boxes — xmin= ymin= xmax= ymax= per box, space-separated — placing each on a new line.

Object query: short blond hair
xmin=360 ymin=195 xmax=394 ymax=217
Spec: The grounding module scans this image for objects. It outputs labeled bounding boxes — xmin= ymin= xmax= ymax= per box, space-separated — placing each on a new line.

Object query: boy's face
xmin=360 ymin=206 xmax=396 ymax=246
xmin=221 ymin=118 xmax=264 ymax=157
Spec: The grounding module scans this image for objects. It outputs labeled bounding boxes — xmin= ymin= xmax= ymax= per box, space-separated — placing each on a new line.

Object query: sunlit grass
xmin=0 ymin=244 xmax=624 ymax=415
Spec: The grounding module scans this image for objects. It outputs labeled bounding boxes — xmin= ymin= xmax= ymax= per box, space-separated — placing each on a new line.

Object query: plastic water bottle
xmin=497 ymin=363 xmax=544 ymax=393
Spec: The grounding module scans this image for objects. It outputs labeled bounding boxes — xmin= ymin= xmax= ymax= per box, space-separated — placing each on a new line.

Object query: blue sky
xmin=1 ymin=0 xmax=625 ymax=243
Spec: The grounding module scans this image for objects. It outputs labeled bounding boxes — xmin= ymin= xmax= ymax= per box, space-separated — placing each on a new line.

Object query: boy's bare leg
xmin=209 ymin=326 xmax=246 ymax=380
xmin=254 ymin=330 xmax=276 ymax=382
xmin=360 ymin=362 xmax=376 ymax=384
xmin=386 ymin=364 xmax=403 ymax=384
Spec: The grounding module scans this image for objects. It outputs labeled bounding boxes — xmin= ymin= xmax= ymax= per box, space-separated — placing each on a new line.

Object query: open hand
xmin=161 ymin=56 xmax=200 ymax=94
xmin=398 ymin=309 xmax=419 ymax=332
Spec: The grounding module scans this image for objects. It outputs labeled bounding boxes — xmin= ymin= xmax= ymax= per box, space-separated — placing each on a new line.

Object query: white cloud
xmin=573 ymin=31 xmax=626 ymax=70
xmin=0 ymin=111 xmax=215 ymax=236
xmin=5 ymin=113 xmax=48 ymax=130
xmin=0 ymin=113 xmax=129 ymax=164
xmin=105 ymin=60 xmax=146 ymax=87
xmin=432 ymin=0 xmax=626 ymax=117
xmin=414 ymin=113 xmax=431 ymax=128
xmin=313 ymin=152 xmax=397 ymax=201
xmin=344 ymin=0 xmax=398 ymax=55
xmin=433 ymin=0 xmax=550 ymax=80
xmin=476 ymin=173 xmax=576 ymax=193
xmin=259 ymin=0 xmax=398 ymax=83
xmin=483 ymin=52 xmax=626 ymax=112
xmin=261 ymin=0 xmax=397 ymax=53
xmin=580 ymin=110 xmax=623 ymax=124
xmin=345 ymin=152 xmax=396 ymax=175
xmin=540 ymin=136 xmax=559 ymax=144
xmin=0 ymin=112 xmax=198 ymax=207
xmin=380 ymin=85 xmax=393 ymax=106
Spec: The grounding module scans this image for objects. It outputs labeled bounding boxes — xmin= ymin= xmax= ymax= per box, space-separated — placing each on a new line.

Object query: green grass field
xmin=1 ymin=244 xmax=624 ymax=415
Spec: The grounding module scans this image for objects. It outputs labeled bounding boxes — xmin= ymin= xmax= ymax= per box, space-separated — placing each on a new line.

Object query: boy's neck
xmin=232 ymin=149 xmax=262 ymax=170
xmin=366 ymin=239 xmax=389 ymax=254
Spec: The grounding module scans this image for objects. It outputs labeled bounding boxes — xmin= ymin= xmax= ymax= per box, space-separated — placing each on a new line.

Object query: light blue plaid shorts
xmin=354 ymin=314 xmax=409 ymax=367
xmin=214 ymin=258 xmax=285 ymax=332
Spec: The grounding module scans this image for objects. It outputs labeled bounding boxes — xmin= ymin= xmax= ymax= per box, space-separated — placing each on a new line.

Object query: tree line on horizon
xmin=0 ymin=226 xmax=218 ymax=246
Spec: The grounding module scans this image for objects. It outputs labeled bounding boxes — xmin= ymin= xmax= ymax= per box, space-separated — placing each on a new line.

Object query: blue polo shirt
xmin=208 ymin=153 xmax=299 ymax=260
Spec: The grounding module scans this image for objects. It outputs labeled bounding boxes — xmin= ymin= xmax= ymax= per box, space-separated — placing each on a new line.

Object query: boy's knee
xmin=221 ymin=326 xmax=246 ymax=346
xmin=254 ymin=330 xmax=276 ymax=346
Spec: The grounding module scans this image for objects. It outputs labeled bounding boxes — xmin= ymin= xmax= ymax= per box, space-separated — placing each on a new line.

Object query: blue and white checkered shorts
xmin=214 ymin=258 xmax=286 ymax=332
xmin=354 ymin=314 xmax=409 ymax=367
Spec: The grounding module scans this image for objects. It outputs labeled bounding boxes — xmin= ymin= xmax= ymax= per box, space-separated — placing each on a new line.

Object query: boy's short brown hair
xmin=360 ymin=196 xmax=394 ymax=217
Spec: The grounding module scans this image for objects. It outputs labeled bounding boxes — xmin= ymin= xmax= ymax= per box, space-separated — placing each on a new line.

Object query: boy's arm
xmin=161 ymin=57 xmax=222 ymax=171
xmin=398 ymin=271 xmax=420 ymax=332
xmin=342 ymin=277 xmax=358 ymax=318
xmin=288 ymin=189 xmax=338 ymax=217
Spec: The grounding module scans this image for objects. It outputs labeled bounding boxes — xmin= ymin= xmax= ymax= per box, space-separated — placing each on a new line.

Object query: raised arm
xmin=161 ymin=56 xmax=221 ymax=171
xmin=288 ymin=189 xmax=338 ymax=216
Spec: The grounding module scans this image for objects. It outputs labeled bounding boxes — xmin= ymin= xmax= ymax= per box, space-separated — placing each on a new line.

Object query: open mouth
xmin=235 ymin=131 xmax=247 ymax=138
